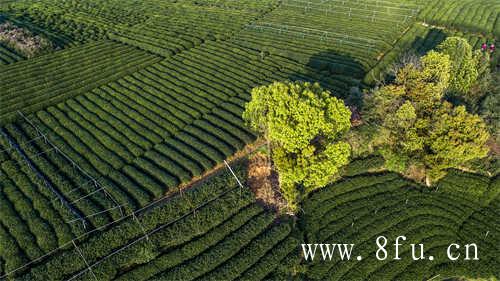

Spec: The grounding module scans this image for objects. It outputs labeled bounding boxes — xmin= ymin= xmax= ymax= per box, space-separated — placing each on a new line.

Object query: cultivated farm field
xmin=0 ymin=0 xmax=498 ymax=280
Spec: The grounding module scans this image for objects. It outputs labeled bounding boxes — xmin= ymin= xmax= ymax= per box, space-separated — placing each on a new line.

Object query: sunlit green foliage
xmin=437 ymin=37 xmax=479 ymax=96
xmin=365 ymin=51 xmax=490 ymax=185
xmin=244 ymin=81 xmax=351 ymax=208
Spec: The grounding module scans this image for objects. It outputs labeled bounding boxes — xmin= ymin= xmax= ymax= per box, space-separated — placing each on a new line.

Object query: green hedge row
xmin=1 ymin=179 xmax=57 ymax=252
xmin=121 ymin=165 xmax=164 ymax=198
xmin=26 ymin=114 xmax=144 ymax=212
xmin=150 ymin=62 xmax=228 ymax=105
xmin=0 ymin=221 xmax=27 ymax=276
xmin=85 ymin=90 xmax=162 ymax=144
xmin=84 ymin=187 xmax=257 ymax=280
xmin=108 ymin=33 xmax=176 ymax=57
xmin=1 ymin=41 xmax=160 ymax=124
xmin=20 ymin=161 xmax=251 ymax=280
xmin=151 ymin=212 xmax=280 ymax=281
xmin=164 ymin=138 xmax=214 ymax=172
xmin=3 ymin=123 xmax=124 ymax=228
xmin=97 ymin=86 xmax=171 ymax=140
xmin=183 ymin=126 xmax=235 ymax=156
xmin=108 ymin=5 xmax=258 ymax=56
xmin=0 ymin=160 xmax=76 ymax=244
xmin=106 ymin=82 xmax=181 ymax=135
xmin=305 ymin=174 xmax=400 ymax=213
xmin=152 ymin=143 xmax=204 ymax=178
xmin=143 ymin=150 xmax=192 ymax=184
xmin=306 ymin=182 xmax=410 ymax=236
xmin=203 ymin=115 xmax=256 ymax=144
xmin=0 ymin=178 xmax=44 ymax=260
xmin=237 ymin=235 xmax=300 ymax=281
xmin=186 ymin=46 xmax=264 ymax=86
xmin=117 ymin=77 xmax=194 ymax=122
xmin=301 ymin=172 xmax=498 ymax=280
xmin=114 ymin=204 xmax=265 ymax=281
xmin=160 ymin=58 xmax=238 ymax=100
xmin=133 ymin=68 xmax=212 ymax=113
xmin=201 ymin=222 xmax=292 ymax=281
xmin=63 ymin=99 xmax=144 ymax=157
xmin=42 ymin=107 xmax=124 ymax=170
xmin=175 ymin=133 xmax=225 ymax=165
xmin=418 ymin=0 xmax=500 ymax=37
xmin=57 ymin=103 xmax=135 ymax=164
xmin=123 ymin=73 xmax=202 ymax=119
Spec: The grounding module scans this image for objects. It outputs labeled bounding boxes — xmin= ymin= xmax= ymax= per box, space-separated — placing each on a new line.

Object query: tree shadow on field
xmin=410 ymin=28 xmax=448 ymax=56
xmin=360 ymin=28 xmax=449 ymax=90
xmin=286 ymin=50 xmax=366 ymax=108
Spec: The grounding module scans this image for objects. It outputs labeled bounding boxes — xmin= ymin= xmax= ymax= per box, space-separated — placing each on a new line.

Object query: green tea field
xmin=0 ymin=0 xmax=498 ymax=280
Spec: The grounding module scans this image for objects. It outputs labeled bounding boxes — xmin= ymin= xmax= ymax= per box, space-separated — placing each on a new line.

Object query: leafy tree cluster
xmin=364 ymin=48 xmax=490 ymax=185
xmin=243 ymin=37 xmax=493 ymax=209
xmin=437 ymin=37 xmax=492 ymax=107
xmin=243 ymin=81 xmax=352 ymax=209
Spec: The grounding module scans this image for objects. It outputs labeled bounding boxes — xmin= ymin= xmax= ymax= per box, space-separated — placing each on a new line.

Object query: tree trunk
xmin=425 ymin=175 xmax=431 ymax=187
xmin=265 ymin=131 xmax=273 ymax=171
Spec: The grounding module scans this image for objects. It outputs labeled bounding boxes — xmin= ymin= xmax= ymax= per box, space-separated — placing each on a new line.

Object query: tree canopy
xmin=437 ymin=37 xmax=479 ymax=96
xmin=243 ymin=81 xmax=352 ymax=209
xmin=365 ymin=50 xmax=490 ymax=185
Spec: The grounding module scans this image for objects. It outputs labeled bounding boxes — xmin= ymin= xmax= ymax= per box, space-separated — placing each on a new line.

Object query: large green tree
xmin=436 ymin=37 xmax=479 ymax=96
xmin=243 ymin=81 xmax=351 ymax=209
xmin=365 ymin=51 xmax=490 ymax=185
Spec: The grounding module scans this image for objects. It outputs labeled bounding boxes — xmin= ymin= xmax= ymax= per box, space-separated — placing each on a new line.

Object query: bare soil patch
xmin=247 ymin=152 xmax=288 ymax=213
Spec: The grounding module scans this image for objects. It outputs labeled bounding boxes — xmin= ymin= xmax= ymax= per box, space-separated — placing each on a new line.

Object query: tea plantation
xmin=302 ymin=171 xmax=499 ymax=280
xmin=0 ymin=0 xmax=498 ymax=280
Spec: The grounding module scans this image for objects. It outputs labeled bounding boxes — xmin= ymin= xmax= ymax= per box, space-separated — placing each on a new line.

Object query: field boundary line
xmin=0 ymin=140 xmax=263 ymax=279
xmin=65 ymin=184 xmax=244 ymax=281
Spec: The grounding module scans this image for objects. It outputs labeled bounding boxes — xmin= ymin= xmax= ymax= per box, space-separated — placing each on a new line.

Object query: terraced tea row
xmin=301 ymin=173 xmax=499 ymax=280
xmin=232 ymin=0 xmax=419 ymax=83
xmin=12 ymin=162 xmax=297 ymax=281
xmin=0 ymin=120 xmax=138 ymax=233
xmin=0 ymin=40 xmax=363 ymax=274
xmin=0 ymin=40 xmax=161 ymax=124
xmin=18 ymin=39 xmax=362 ymax=203
xmin=0 ymin=44 xmax=22 ymax=64
xmin=110 ymin=5 xmax=267 ymax=57
xmin=3 ymin=0 xmax=144 ymax=42
xmin=365 ymin=22 xmax=499 ymax=84
xmin=419 ymin=0 xmax=500 ymax=37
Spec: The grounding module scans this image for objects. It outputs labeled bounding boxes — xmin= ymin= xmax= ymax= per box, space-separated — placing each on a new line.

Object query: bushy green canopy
xmin=437 ymin=37 xmax=479 ymax=95
xmin=395 ymin=51 xmax=451 ymax=112
xmin=243 ymin=81 xmax=352 ymax=208
xmin=365 ymin=51 xmax=490 ymax=185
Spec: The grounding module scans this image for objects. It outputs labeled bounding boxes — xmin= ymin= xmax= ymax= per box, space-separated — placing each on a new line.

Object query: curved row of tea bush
xmin=301 ymin=172 xmax=499 ymax=280
xmin=5 ymin=2 xmax=110 ymax=42
xmin=0 ymin=44 xmax=23 ymax=64
xmin=0 ymin=126 xmax=126 ymax=249
xmin=418 ymin=0 xmax=500 ymax=37
xmin=16 ymin=161 xmax=297 ymax=281
xmin=110 ymin=6 xmax=260 ymax=57
xmin=229 ymin=0 xmax=418 ymax=82
xmin=0 ymin=40 xmax=161 ymax=124
xmin=364 ymin=22 xmax=498 ymax=85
